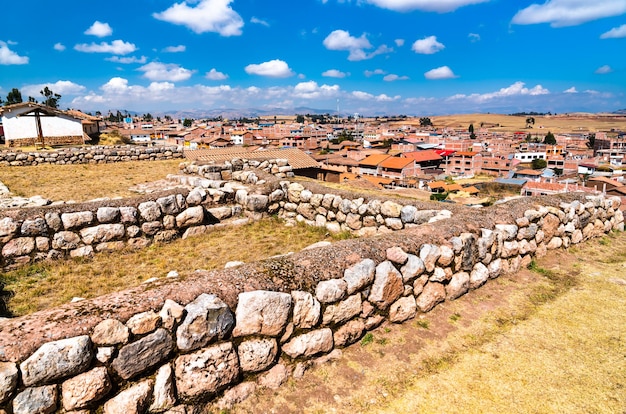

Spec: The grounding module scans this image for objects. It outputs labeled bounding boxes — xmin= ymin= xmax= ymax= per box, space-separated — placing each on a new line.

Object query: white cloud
xmin=323 ymin=30 xmax=392 ymax=61
xmin=375 ymin=94 xmax=400 ymax=101
xmin=53 ymin=43 xmax=66 ymax=52
xmin=353 ymin=91 xmax=374 ymax=100
xmin=293 ymin=81 xmax=340 ymax=99
xmin=364 ymin=69 xmax=386 ymax=77
xmin=424 ymin=66 xmax=457 ymax=79
xmin=395 ymin=38 xmax=405 ymax=47
xmin=251 ymin=17 xmax=270 ymax=27
xmin=322 ymin=69 xmax=349 ymax=78
xmin=383 ymin=74 xmax=409 ymax=81
xmin=163 ymin=45 xmax=186 ymax=53
xmin=411 ymin=36 xmax=445 ymax=54
xmin=468 ymin=33 xmax=481 ymax=42
xmin=85 ymin=21 xmax=113 ymax=37
xmin=601 ymin=24 xmax=626 ymax=38
xmin=153 ymin=0 xmax=244 ymax=36
xmin=564 ymin=87 xmax=578 ymax=93
xmin=106 ymin=55 xmax=148 ymax=64
xmin=595 ymin=65 xmax=612 ymax=74
xmin=74 ymin=40 xmax=137 ymax=55
xmin=448 ymin=81 xmax=549 ymax=102
xmin=138 ymin=62 xmax=195 ymax=82
xmin=245 ymin=59 xmax=294 ymax=78
xmin=206 ymin=68 xmax=228 ymax=80
xmin=362 ymin=0 xmax=490 ymax=12
xmin=512 ymin=0 xmax=626 ymax=27
xmin=0 ymin=41 xmax=28 ymax=65
xmin=21 ymin=80 xmax=86 ymax=98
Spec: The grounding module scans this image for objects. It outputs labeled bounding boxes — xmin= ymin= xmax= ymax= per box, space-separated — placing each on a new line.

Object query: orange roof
xmin=453 ymin=151 xmax=478 ymax=157
xmin=379 ymin=157 xmax=414 ymax=170
xmin=463 ymin=185 xmax=480 ymax=194
xmin=359 ymin=153 xmax=392 ymax=167
xmin=428 ymin=181 xmax=447 ymax=189
xmin=515 ymin=169 xmax=543 ymax=176
xmin=446 ymin=183 xmax=463 ymax=192
xmin=402 ymin=150 xmax=442 ymax=163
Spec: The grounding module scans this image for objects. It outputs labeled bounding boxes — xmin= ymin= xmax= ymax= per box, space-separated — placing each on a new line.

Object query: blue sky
xmin=1 ymin=0 xmax=625 ymax=116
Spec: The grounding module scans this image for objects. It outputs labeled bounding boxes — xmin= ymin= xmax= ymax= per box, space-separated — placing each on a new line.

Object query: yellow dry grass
xmin=0 ymin=159 xmax=182 ymax=202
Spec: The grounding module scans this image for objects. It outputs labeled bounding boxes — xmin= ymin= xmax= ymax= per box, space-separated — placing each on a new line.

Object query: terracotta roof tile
xmin=186 ymin=147 xmax=319 ymax=169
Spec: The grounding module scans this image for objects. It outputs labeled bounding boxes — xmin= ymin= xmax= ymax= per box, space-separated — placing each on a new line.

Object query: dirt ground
xmin=206 ymin=231 xmax=626 ymax=414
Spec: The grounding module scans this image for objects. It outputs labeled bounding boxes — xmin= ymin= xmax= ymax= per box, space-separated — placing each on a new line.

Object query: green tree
xmin=296 ymin=114 xmax=305 ymax=123
xmin=28 ymin=96 xmax=37 ymax=103
xmin=469 ymin=124 xmax=477 ymax=139
xmin=543 ymin=131 xmax=556 ymax=145
xmin=183 ymin=118 xmax=193 ymax=127
xmin=419 ymin=117 xmax=433 ymax=127
xmin=5 ymin=88 xmax=23 ymax=105
xmin=531 ymin=158 xmax=547 ymax=170
xmin=40 ymin=86 xmax=61 ymax=108
xmin=525 ymin=117 xmax=535 ymax=128
xmin=586 ymin=133 xmax=596 ymax=149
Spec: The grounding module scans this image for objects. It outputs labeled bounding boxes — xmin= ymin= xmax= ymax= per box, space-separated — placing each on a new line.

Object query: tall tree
xmin=525 ymin=117 xmax=535 ymax=128
xmin=543 ymin=131 xmax=556 ymax=145
xmin=183 ymin=118 xmax=193 ymax=127
xmin=586 ymin=133 xmax=596 ymax=149
xmin=5 ymin=88 xmax=23 ymax=105
xmin=419 ymin=117 xmax=433 ymax=127
xmin=40 ymin=86 xmax=62 ymax=108
xmin=469 ymin=123 xmax=476 ymax=139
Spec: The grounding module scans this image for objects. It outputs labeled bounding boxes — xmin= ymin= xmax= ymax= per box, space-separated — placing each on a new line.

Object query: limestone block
xmin=138 ymin=201 xmax=162 ymax=222
xmin=111 ymin=329 xmax=174 ymax=380
xmin=216 ymin=382 xmax=256 ymax=410
xmin=91 ymin=319 xmax=129 ymax=346
xmin=2 ymin=237 xmax=35 ymax=257
xmin=291 ymin=291 xmax=321 ymax=329
xmin=0 ymin=362 xmax=18 ymax=404
xmin=52 ymin=231 xmax=81 ymax=250
xmin=282 ymin=328 xmax=334 ymax=358
xmin=160 ymin=299 xmax=185 ymax=331
xmin=80 ymin=224 xmax=125 ymax=245
xmin=176 ymin=294 xmax=234 ymax=352
xmin=238 ymin=338 xmax=278 ymax=373
xmin=343 ymin=258 xmax=376 ymax=295
xmin=400 ymin=205 xmax=417 ymax=223
xmin=157 ymin=194 xmax=182 ymax=215
xmin=232 ymin=291 xmax=292 ymax=337
xmin=103 ymin=380 xmax=153 ymax=414
xmin=400 ymin=254 xmax=426 ymax=283
xmin=61 ymin=212 xmax=93 ymax=229
xmin=126 ymin=311 xmax=161 ymax=335
xmin=386 ymin=246 xmax=408 ymax=264
xmin=258 ymin=364 xmax=289 ymax=389
xmin=380 ymin=200 xmax=402 ymax=218
xmin=369 ymin=261 xmax=404 ymax=310
xmin=446 ymin=272 xmax=470 ymax=300
xmin=61 ymin=367 xmax=111 ymax=411
xmin=119 ymin=206 xmax=138 ymax=224
xmin=175 ymin=342 xmax=239 ymax=401
xmin=389 ymin=296 xmax=417 ymax=323
xmin=175 ymin=206 xmax=204 ymax=228
xmin=415 ymin=282 xmax=445 ymax=312
xmin=470 ymin=262 xmax=490 ymax=289
xmin=20 ymin=218 xmax=48 ymax=236
xmin=437 ymin=245 xmax=454 ymax=266
xmin=96 ymin=207 xmax=120 ymax=223
xmin=419 ymin=244 xmax=441 ymax=272
xmin=316 ymin=279 xmax=347 ymax=303
xmin=333 ymin=319 xmax=366 ymax=347
xmin=149 ymin=364 xmax=176 ymax=413
xmin=44 ymin=212 xmax=62 ymax=232
xmin=20 ymin=335 xmax=92 ymax=387
xmin=322 ymin=294 xmax=362 ymax=325
xmin=12 ymin=385 xmax=58 ymax=414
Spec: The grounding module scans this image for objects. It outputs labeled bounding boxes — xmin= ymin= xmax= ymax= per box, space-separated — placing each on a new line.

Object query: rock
xmin=287 ymin=183 xmax=305 ymax=203
xmin=2 ymin=237 xmax=35 ymax=257
xmin=415 ymin=282 xmax=445 ymax=312
xmin=258 ymin=364 xmax=289 ymax=389
xmin=437 ymin=245 xmax=455 ymax=266
xmin=291 ymin=291 xmax=321 ymax=329
xmin=386 ymin=246 xmax=408 ymax=264
xmin=70 ymin=246 xmax=94 ymax=258
xmin=333 ymin=319 xmax=365 ymax=347
xmin=233 ymin=291 xmax=292 ymax=337
xmin=111 ymin=329 xmax=174 ymax=380
xmin=446 ymin=272 xmax=470 ymax=300
xmin=470 ymin=262 xmax=490 ymax=289
xmin=246 ymin=194 xmax=269 ymax=212
xmin=207 ymin=207 xmax=232 ymax=220
xmin=149 ymin=364 xmax=176 ymax=413
xmin=176 ymin=294 xmax=234 ymax=352
xmin=216 ymin=382 xmax=256 ymax=410
xmin=400 ymin=205 xmax=417 ymax=223
xmin=20 ymin=335 xmax=93 ymax=387
xmin=430 ymin=267 xmax=452 ymax=283
xmin=322 ymin=294 xmax=362 ymax=325
xmin=368 ymin=261 xmax=404 ymax=310
xmin=103 ymin=380 xmax=153 ymax=414
xmin=157 ymin=194 xmax=182 ymax=215
xmin=91 ymin=319 xmax=129 ymax=346
xmin=12 ymin=385 xmax=58 ymax=414
xmin=302 ymin=241 xmax=332 ymax=250
xmin=44 ymin=212 xmax=62 ymax=232
xmin=282 ymin=328 xmax=334 ymax=358
xmin=176 ymin=206 xmax=204 ymax=228
xmin=96 ymin=207 xmax=120 ymax=223
xmin=419 ymin=244 xmax=441 ymax=273
xmin=313 ymin=349 xmax=343 ymax=365
xmin=51 ymin=231 xmax=81 ymax=250
xmin=400 ymin=254 xmax=426 ymax=282
xmin=342 ymin=259 xmax=377 ymax=297
xmin=389 ymin=296 xmax=417 ymax=323
xmin=0 ymin=362 xmax=18 ymax=404
xmin=315 ymin=279 xmax=347 ymax=303
xmin=119 ymin=207 xmax=138 ymax=224
xmin=20 ymin=218 xmax=48 ymax=236
xmin=175 ymin=342 xmax=240 ymax=401
xmin=80 ymin=224 xmax=125 ymax=245
xmin=96 ymin=347 xmax=114 ymax=364
xmin=380 ymin=200 xmax=402 ymax=218
xmin=138 ymin=201 xmax=162 ymax=222
xmin=61 ymin=367 xmax=111 ymax=411
xmin=238 ymin=338 xmax=278 ymax=373
xmin=0 ymin=217 xmax=19 ymax=242
xmin=61 ymin=212 xmax=93 ymax=229
xmin=160 ymin=299 xmax=185 ymax=331
xmin=126 ymin=311 xmax=161 ymax=335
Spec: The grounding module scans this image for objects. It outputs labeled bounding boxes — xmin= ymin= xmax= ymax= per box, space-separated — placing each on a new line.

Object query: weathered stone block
xmin=368 ymin=261 xmax=404 ymax=310
xmin=91 ymin=319 xmax=129 ymax=346
xmin=233 ymin=291 xmax=291 ymax=337
xmin=61 ymin=367 xmax=111 ymax=411
xmin=61 ymin=212 xmax=93 ymax=229
xmin=238 ymin=337 xmax=278 ymax=373
xmin=282 ymin=328 xmax=334 ymax=358
xmin=343 ymin=258 xmax=376 ymax=295
xmin=415 ymin=282 xmax=445 ymax=312
xmin=0 ymin=362 xmax=18 ymax=404
xmin=333 ymin=319 xmax=365 ymax=347
xmin=389 ymin=296 xmax=417 ymax=323
xmin=12 ymin=385 xmax=58 ymax=414
xmin=315 ymin=279 xmax=347 ymax=303
xmin=103 ymin=380 xmax=153 ymax=414
xmin=111 ymin=329 xmax=174 ymax=380
xmin=176 ymin=294 xmax=234 ymax=352
xmin=291 ymin=291 xmax=321 ymax=329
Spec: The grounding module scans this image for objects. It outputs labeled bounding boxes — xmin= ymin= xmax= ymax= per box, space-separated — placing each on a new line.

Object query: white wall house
xmin=0 ymin=103 xmax=86 ymax=147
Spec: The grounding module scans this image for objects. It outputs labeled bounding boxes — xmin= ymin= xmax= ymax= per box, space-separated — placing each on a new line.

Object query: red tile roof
xmin=379 ymin=157 xmax=415 ymax=170
xmin=402 ymin=150 xmax=442 ymax=163
xmin=359 ymin=154 xmax=392 ymax=167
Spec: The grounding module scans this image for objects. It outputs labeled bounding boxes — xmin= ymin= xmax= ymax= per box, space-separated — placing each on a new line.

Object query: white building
xmin=0 ymin=103 xmax=95 ymax=147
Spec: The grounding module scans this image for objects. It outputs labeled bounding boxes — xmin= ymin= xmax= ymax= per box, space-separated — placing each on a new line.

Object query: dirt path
xmin=210 ymin=231 xmax=626 ymax=414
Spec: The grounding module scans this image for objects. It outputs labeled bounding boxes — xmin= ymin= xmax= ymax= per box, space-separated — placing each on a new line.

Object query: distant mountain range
xmin=157 ymin=106 xmax=338 ymax=120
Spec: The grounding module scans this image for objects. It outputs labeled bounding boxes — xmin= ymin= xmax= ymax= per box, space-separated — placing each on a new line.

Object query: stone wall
xmin=0 ymin=145 xmax=183 ymax=166
xmin=0 ymin=189 xmax=622 ymax=413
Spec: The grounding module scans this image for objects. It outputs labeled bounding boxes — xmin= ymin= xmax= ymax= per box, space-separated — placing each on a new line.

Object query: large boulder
xmin=232 ymin=291 xmax=292 ymax=337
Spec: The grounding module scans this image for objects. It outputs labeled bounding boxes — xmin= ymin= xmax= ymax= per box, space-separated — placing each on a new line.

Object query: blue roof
xmin=495 ymin=178 xmax=527 ymax=186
